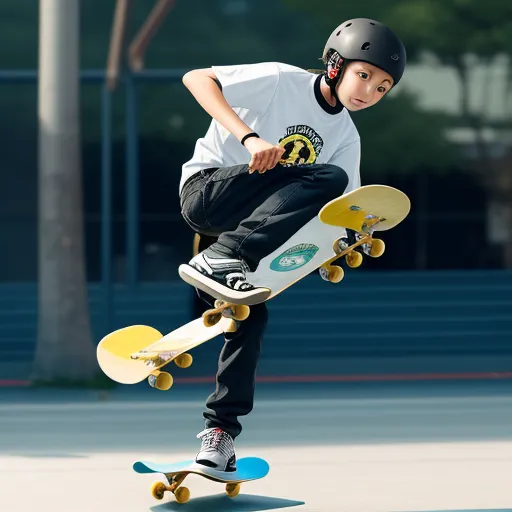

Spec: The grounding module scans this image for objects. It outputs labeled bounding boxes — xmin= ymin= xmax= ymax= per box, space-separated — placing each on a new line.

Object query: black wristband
xmin=241 ymin=132 xmax=259 ymax=146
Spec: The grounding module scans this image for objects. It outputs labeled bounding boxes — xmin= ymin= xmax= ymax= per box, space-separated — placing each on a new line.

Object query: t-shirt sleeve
xmin=329 ymin=138 xmax=361 ymax=193
xmin=211 ymin=62 xmax=280 ymax=113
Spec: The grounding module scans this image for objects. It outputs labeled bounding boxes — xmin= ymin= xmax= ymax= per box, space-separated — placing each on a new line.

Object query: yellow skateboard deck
xmin=319 ymin=184 xmax=411 ymax=231
xmin=97 ymin=302 xmax=249 ymax=390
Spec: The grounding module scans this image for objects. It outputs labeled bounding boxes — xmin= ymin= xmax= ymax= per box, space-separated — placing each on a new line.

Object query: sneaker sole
xmin=178 ymin=264 xmax=271 ymax=305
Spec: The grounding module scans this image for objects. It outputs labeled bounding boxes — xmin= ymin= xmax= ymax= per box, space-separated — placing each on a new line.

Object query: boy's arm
xmin=182 ymin=68 xmax=284 ymax=173
xmin=182 ymin=68 xmax=253 ymax=143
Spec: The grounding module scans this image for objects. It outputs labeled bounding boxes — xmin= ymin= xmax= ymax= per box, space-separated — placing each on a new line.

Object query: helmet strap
xmin=323 ymin=50 xmax=346 ymax=101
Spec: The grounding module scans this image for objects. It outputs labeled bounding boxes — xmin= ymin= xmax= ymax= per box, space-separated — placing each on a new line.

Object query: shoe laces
xmin=201 ymin=254 xmax=254 ymax=291
xmin=226 ymin=272 xmax=254 ymax=291
xmin=197 ymin=428 xmax=234 ymax=455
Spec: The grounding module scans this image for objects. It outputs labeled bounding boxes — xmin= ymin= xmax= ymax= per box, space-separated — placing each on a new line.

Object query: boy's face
xmin=336 ymin=61 xmax=394 ymax=111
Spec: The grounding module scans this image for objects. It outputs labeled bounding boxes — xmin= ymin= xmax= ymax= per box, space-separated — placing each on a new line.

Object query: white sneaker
xmin=195 ymin=427 xmax=236 ymax=472
xmin=179 ymin=250 xmax=270 ymax=305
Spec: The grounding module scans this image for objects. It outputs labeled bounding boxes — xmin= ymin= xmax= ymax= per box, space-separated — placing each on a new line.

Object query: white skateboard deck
xmin=247 ymin=184 xmax=410 ymax=299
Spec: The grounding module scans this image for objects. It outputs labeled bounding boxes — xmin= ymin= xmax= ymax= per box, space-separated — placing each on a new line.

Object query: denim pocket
xmin=209 ymin=164 xmax=247 ymax=183
xmin=181 ymin=189 xmax=208 ymax=231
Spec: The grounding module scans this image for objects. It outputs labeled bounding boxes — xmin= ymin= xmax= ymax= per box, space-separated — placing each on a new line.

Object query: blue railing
xmin=1 ymin=68 xmax=188 ymax=333
xmin=1 ymin=271 xmax=512 ymax=368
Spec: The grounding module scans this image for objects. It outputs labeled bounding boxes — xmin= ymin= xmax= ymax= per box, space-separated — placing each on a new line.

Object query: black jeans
xmin=180 ymin=163 xmax=348 ymax=438
xmin=180 ymin=163 xmax=349 ymax=271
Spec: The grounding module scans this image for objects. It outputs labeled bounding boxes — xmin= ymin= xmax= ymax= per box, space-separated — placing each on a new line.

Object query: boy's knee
xmin=321 ymin=164 xmax=349 ymax=186
xmin=312 ymin=164 xmax=349 ymax=200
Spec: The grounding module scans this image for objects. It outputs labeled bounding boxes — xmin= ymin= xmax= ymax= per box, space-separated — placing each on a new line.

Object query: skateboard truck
xmin=151 ymin=472 xmax=241 ymax=503
xmin=131 ymin=351 xmax=193 ymax=391
xmin=319 ymin=219 xmax=386 ymax=283
xmin=202 ymin=299 xmax=251 ymax=330
xmin=347 ymin=206 xmax=386 ymax=233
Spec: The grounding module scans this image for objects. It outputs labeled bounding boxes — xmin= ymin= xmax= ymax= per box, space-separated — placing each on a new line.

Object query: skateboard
xmin=97 ymin=306 xmax=249 ymax=390
xmin=133 ymin=456 xmax=269 ymax=503
xmin=179 ymin=184 xmax=411 ymax=304
xmin=97 ymin=184 xmax=410 ymax=390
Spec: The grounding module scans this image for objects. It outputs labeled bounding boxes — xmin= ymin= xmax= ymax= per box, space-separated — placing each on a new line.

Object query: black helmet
xmin=323 ymin=18 xmax=406 ymax=87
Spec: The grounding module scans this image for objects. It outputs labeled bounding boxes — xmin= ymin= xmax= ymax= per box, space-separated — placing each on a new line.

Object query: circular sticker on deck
xmin=270 ymin=243 xmax=319 ymax=272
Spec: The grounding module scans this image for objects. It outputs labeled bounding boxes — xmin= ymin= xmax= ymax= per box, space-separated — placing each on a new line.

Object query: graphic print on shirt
xmin=278 ymin=125 xmax=324 ymax=166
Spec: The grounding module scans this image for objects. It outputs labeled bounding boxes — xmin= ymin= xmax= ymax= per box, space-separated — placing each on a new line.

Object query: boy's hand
xmin=244 ymin=137 xmax=285 ymax=174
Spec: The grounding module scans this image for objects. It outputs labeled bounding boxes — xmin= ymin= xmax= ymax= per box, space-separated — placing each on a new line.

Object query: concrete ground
xmin=1 ymin=381 xmax=511 ymax=511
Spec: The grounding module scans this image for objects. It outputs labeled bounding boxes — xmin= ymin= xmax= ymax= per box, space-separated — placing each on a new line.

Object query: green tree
xmin=287 ymin=0 xmax=512 ymax=266
xmin=387 ymin=0 xmax=512 ymax=266
xmin=345 ymin=90 xmax=453 ymax=175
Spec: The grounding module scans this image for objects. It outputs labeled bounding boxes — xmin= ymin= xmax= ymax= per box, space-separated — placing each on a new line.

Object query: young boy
xmin=179 ymin=18 xmax=406 ymax=471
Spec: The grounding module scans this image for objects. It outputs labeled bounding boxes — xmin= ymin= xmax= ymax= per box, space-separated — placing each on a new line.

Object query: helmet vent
xmin=369 ymin=22 xmax=376 ymax=25
xmin=361 ymin=42 xmax=371 ymax=51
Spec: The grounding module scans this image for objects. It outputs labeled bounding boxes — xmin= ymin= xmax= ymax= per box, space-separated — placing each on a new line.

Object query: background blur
xmin=1 ymin=3 xmax=512 ymax=511
xmin=0 ymin=0 xmax=511 ymax=384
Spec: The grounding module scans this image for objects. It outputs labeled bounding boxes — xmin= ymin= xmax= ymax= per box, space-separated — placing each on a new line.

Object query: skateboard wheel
xmin=214 ymin=299 xmax=225 ymax=308
xmin=319 ymin=266 xmax=330 ymax=282
xmin=225 ymin=319 xmax=238 ymax=333
xmin=334 ymin=238 xmax=349 ymax=254
xmin=369 ymin=238 xmax=385 ymax=257
xmin=151 ymin=481 xmax=167 ymax=500
xmin=174 ymin=353 xmax=193 ymax=369
xmin=328 ymin=265 xmax=344 ymax=283
xmin=230 ymin=305 xmax=250 ymax=321
xmin=174 ymin=486 xmax=190 ymax=503
xmin=203 ymin=311 xmax=222 ymax=327
xmin=226 ymin=483 xmax=241 ymax=498
xmin=345 ymin=251 xmax=363 ymax=268
xmin=148 ymin=371 xmax=173 ymax=391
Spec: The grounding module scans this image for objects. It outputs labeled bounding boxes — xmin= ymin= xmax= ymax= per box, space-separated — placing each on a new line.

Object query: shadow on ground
xmin=151 ymin=494 xmax=304 ymax=511
xmin=8 ymin=452 xmax=88 ymax=459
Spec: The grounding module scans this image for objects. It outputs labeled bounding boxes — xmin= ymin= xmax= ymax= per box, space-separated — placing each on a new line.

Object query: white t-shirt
xmin=180 ymin=62 xmax=361 ymax=193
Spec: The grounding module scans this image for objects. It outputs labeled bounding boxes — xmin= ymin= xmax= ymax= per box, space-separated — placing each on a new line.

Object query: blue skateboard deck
xmin=133 ymin=457 xmax=269 ymax=503
xmin=133 ymin=456 xmax=269 ymax=482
